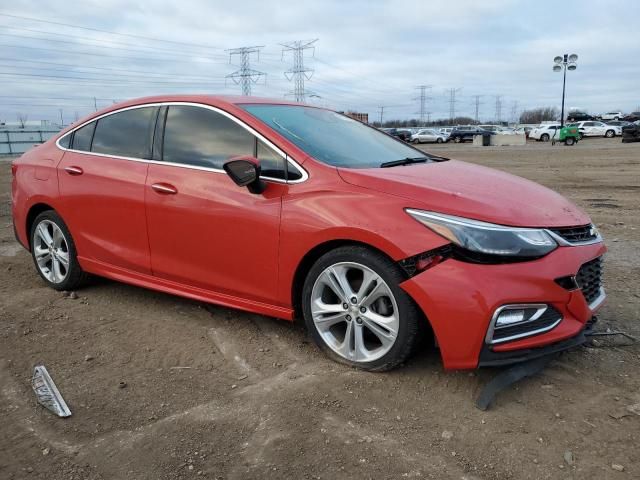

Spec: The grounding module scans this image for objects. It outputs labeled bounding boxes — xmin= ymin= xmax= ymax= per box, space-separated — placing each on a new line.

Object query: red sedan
xmin=11 ymin=95 xmax=606 ymax=371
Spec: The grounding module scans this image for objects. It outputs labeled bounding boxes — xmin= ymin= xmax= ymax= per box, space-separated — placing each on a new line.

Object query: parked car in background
xmin=11 ymin=94 xmax=607 ymax=371
xmin=529 ymin=124 xmax=561 ymax=142
xmin=448 ymin=126 xmax=493 ymax=143
xmin=600 ymin=111 xmax=623 ymax=121
xmin=605 ymin=120 xmax=631 ymax=128
xmin=621 ymin=121 xmax=640 ymax=143
xmin=438 ymin=127 xmax=453 ymax=138
xmin=621 ymin=112 xmax=640 ymax=122
xmin=381 ymin=128 xmax=412 ymax=142
xmin=570 ymin=121 xmax=619 ymax=138
xmin=411 ymin=129 xmax=448 ymax=144
xmin=567 ymin=112 xmax=595 ymax=122
xmin=515 ymin=126 xmax=533 ymax=138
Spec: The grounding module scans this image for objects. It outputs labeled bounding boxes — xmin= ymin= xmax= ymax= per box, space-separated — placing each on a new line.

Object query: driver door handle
xmin=64 ymin=166 xmax=84 ymax=176
xmin=151 ymin=182 xmax=178 ymax=195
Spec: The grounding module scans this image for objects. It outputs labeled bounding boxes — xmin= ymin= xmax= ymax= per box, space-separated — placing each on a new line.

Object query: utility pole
xmin=471 ymin=95 xmax=483 ymax=123
xmin=378 ymin=106 xmax=386 ymax=125
xmin=226 ymin=46 xmax=266 ymax=96
xmin=93 ymin=97 xmax=98 ymax=111
xmin=445 ymin=88 xmax=462 ymax=124
xmin=414 ymin=85 xmax=432 ymax=124
xmin=494 ymin=95 xmax=503 ymax=123
xmin=281 ymin=39 xmax=318 ymax=102
xmin=58 ymin=109 xmax=64 ymax=127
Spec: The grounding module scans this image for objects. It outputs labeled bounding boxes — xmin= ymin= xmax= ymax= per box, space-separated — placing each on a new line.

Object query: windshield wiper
xmin=380 ymin=157 xmax=429 ymax=168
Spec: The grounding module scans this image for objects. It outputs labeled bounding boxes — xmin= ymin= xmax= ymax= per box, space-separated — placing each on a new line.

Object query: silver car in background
xmin=410 ymin=128 xmax=448 ymax=144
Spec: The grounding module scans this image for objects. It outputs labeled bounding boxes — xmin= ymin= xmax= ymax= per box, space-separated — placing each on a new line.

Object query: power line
xmin=445 ymin=88 xmax=462 ymax=123
xmin=0 ymin=13 xmax=222 ymax=51
xmin=226 ymin=46 xmax=266 ymax=96
xmin=0 ymin=43 xmax=226 ymax=64
xmin=414 ymin=85 xmax=432 ymax=124
xmin=471 ymin=95 xmax=484 ymax=123
xmin=281 ymin=39 xmax=318 ymax=102
xmin=494 ymin=95 xmax=504 ymax=122
xmin=0 ymin=31 xmax=227 ymax=60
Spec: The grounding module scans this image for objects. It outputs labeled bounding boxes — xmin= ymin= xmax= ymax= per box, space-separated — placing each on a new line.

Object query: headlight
xmin=406 ymin=209 xmax=557 ymax=258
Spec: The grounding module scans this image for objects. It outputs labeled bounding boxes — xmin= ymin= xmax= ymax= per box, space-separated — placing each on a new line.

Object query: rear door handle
xmin=64 ymin=166 xmax=83 ymax=176
xmin=151 ymin=182 xmax=178 ymax=195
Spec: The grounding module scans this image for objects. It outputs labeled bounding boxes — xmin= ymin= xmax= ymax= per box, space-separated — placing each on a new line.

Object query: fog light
xmin=495 ymin=309 xmax=526 ymax=327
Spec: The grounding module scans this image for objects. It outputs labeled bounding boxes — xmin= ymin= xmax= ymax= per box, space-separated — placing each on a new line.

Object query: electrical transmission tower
xmin=281 ymin=39 xmax=318 ymax=102
xmin=494 ymin=95 xmax=503 ymax=123
xmin=445 ymin=88 xmax=462 ymax=124
xmin=510 ymin=100 xmax=519 ymax=123
xmin=414 ymin=85 xmax=432 ymax=124
xmin=226 ymin=46 xmax=266 ymax=96
xmin=471 ymin=95 xmax=483 ymax=123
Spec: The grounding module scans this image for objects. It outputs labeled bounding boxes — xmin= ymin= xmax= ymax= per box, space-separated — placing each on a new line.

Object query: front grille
xmin=576 ymin=256 xmax=604 ymax=305
xmin=491 ymin=306 xmax=562 ymax=343
xmin=549 ymin=224 xmax=598 ymax=244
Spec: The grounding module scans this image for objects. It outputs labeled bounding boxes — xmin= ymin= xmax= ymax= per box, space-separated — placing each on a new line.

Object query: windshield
xmin=241 ymin=104 xmax=430 ymax=168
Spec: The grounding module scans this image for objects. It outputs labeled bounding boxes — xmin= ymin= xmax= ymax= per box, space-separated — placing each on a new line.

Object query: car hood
xmin=337 ymin=160 xmax=590 ymax=228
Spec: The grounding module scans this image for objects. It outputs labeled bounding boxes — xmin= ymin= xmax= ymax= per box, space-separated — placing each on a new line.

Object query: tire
xmin=436 ymin=138 xmax=443 ymax=143
xmin=605 ymin=129 xmax=615 ymax=138
xmin=30 ymin=210 xmax=88 ymax=291
xmin=541 ymin=133 xmax=550 ymax=142
xmin=578 ymin=133 xmax=584 ymax=140
xmin=412 ymin=138 xmax=420 ymax=144
xmin=301 ymin=245 xmax=422 ymax=371
xmin=565 ymin=137 xmax=575 ymax=146
xmin=453 ymin=136 xmax=461 ymax=143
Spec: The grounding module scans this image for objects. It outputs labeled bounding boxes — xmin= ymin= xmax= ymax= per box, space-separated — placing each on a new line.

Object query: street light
xmin=553 ymin=53 xmax=578 ymax=127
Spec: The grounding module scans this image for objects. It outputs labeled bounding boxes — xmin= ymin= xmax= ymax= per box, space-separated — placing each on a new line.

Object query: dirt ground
xmin=1 ymin=137 xmax=639 ymax=480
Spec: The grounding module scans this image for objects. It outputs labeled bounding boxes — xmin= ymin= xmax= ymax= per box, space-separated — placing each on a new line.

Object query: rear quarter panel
xmin=12 ymin=141 xmax=65 ymax=248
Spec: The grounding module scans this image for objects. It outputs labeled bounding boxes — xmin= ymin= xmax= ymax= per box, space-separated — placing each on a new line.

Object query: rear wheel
xmin=605 ymin=129 xmax=615 ymax=138
xmin=436 ymin=138 xmax=443 ymax=143
xmin=565 ymin=137 xmax=575 ymax=146
xmin=301 ymin=246 xmax=421 ymax=371
xmin=30 ymin=211 xmax=87 ymax=291
xmin=541 ymin=133 xmax=550 ymax=142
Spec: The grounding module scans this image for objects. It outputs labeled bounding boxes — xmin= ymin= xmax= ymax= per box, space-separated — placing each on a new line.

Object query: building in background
xmin=343 ymin=111 xmax=369 ymax=123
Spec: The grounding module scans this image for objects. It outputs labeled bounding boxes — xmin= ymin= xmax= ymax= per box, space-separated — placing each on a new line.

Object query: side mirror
xmin=223 ymin=156 xmax=265 ymax=194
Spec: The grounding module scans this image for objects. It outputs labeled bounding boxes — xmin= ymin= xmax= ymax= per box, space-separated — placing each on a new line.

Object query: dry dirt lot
xmin=1 ymin=138 xmax=639 ymax=479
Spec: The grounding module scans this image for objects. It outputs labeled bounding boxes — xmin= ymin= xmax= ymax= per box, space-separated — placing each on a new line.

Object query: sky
xmin=1 ymin=0 xmax=639 ymax=124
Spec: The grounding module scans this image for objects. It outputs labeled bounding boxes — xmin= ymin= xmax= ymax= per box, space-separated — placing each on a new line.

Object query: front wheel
xmin=30 ymin=210 xmax=87 ymax=291
xmin=412 ymin=138 xmax=420 ymax=144
xmin=436 ymin=138 xmax=443 ymax=143
xmin=541 ymin=133 xmax=550 ymax=142
xmin=453 ymin=136 xmax=461 ymax=143
xmin=605 ymin=129 xmax=615 ymax=138
xmin=301 ymin=246 xmax=421 ymax=371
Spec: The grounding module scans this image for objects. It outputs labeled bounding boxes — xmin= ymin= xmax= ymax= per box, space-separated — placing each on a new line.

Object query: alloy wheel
xmin=310 ymin=262 xmax=399 ymax=363
xmin=33 ymin=220 xmax=70 ymax=284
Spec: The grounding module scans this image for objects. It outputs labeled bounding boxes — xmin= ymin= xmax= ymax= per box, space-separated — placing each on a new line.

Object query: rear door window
xmin=91 ymin=107 xmax=156 ymax=158
xmin=71 ymin=121 xmax=96 ymax=151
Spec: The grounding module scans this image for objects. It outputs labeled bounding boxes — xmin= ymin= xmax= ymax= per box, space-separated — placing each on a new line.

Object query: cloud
xmin=1 ymin=0 xmax=638 ymax=123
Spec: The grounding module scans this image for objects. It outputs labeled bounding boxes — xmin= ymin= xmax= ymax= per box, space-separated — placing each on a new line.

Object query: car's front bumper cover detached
xmin=400 ymin=241 xmax=606 ymax=370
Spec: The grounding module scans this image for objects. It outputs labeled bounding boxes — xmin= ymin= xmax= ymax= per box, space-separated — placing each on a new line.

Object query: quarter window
xmin=91 ymin=107 xmax=156 ymax=158
xmin=162 ymin=105 xmax=254 ymax=169
xmin=257 ymin=141 xmax=285 ymax=180
xmin=71 ymin=121 xmax=96 ymax=151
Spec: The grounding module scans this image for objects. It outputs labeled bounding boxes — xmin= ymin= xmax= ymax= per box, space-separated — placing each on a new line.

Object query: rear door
xmin=58 ymin=106 xmax=158 ymax=273
xmin=144 ymin=104 xmax=292 ymax=304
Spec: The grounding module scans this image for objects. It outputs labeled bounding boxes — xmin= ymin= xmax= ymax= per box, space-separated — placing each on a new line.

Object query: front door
xmin=144 ymin=104 xmax=288 ymax=304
